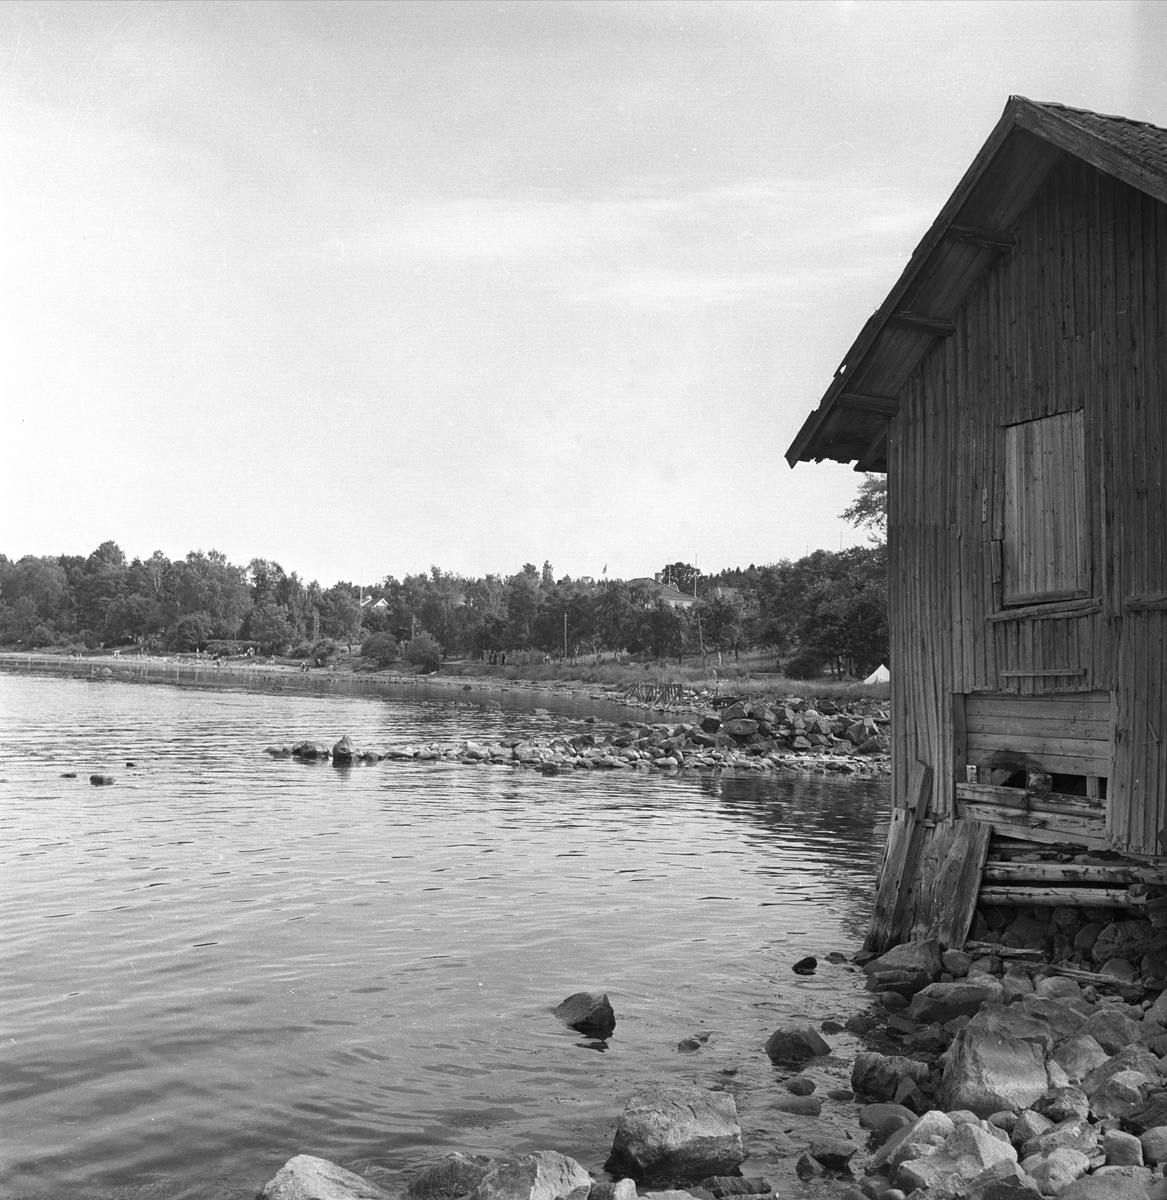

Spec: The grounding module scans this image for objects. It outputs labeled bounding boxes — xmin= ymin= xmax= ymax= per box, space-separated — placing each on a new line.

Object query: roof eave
xmin=785 ymin=96 xmax=1167 ymax=470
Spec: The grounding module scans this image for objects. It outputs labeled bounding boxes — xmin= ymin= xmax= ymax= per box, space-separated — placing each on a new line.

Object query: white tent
xmin=864 ymin=663 xmax=890 ymax=684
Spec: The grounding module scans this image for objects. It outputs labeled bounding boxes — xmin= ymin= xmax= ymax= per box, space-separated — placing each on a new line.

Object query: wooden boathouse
xmin=787 ymin=98 xmax=1167 ymax=955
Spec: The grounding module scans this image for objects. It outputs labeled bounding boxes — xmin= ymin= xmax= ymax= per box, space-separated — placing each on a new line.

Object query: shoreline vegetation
xmin=0 ymin=513 xmax=889 ymax=693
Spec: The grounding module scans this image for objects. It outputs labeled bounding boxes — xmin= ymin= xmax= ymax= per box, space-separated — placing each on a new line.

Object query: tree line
xmin=0 ymin=479 xmax=888 ymax=678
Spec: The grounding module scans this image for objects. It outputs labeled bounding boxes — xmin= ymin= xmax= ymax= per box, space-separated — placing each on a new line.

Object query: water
xmin=0 ymin=673 xmax=887 ymax=1199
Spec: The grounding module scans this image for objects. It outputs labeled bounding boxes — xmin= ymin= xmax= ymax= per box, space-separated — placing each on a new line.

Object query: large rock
xmin=764 ymin=1025 xmax=830 ymax=1062
xmin=1019 ymin=998 xmax=1087 ymax=1040
xmin=471 ymin=1154 xmax=590 ymax=1200
xmin=407 ymin=1155 xmax=494 ymax=1200
xmin=864 ymin=939 xmax=943 ymax=998
xmin=332 ymin=735 xmax=357 ymax=763
xmin=1052 ymin=1036 xmax=1112 ymax=1085
xmin=606 ymin=1087 xmax=745 ymax=1183
xmin=292 ymin=740 xmax=328 ymax=759
xmin=879 ymin=1110 xmax=955 ymax=1170
xmin=1079 ymin=1011 xmax=1145 ymax=1056
xmin=554 ymin=992 xmax=616 ymax=1038
xmin=1144 ymin=991 xmax=1167 ymax=1026
xmin=967 ymin=1003 xmax=1057 ymax=1052
xmin=1025 ymin=1147 xmax=1091 ymax=1194
xmin=723 ymin=719 xmax=759 ymax=738
xmin=1059 ymin=1171 xmax=1156 ymax=1200
xmin=851 ymin=1051 xmax=931 ymax=1101
xmin=1033 ymin=1087 xmax=1090 ymax=1124
xmin=1125 ymin=1094 xmax=1167 ymax=1136
xmin=1139 ymin=1127 xmax=1167 ymax=1166
xmin=259 ymin=1155 xmax=395 ymax=1200
xmin=859 ymin=1102 xmax=918 ymax=1135
xmin=961 ymin=1161 xmax=1042 ymax=1200
xmin=1104 ymin=1131 xmax=1146 ymax=1167
xmin=1092 ymin=921 xmax=1167 ymax=967
xmin=1082 ymin=1045 xmax=1164 ymax=1099
xmin=940 ymin=1026 xmax=1051 ymax=1116
xmin=1021 ymin=1118 xmax=1099 ymax=1161
xmin=805 ymin=1137 xmax=858 ymax=1170
xmin=908 ymin=980 xmax=1004 ymax=1024
xmin=1089 ymin=1070 xmax=1152 ymax=1120
xmin=895 ymin=1122 xmax=1018 ymax=1193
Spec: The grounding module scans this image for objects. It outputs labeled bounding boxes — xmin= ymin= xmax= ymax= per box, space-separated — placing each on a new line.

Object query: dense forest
xmin=0 ymin=480 xmax=888 ymax=679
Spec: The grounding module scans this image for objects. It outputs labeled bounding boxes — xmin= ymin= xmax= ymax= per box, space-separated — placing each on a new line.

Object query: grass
xmin=438 ymin=654 xmax=890 ymax=703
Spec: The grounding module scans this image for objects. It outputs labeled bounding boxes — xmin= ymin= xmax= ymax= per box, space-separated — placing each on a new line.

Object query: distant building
xmin=627 ymin=577 xmax=699 ymax=609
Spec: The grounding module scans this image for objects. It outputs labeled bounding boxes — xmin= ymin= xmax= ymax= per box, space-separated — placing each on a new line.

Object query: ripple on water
xmin=0 ymin=672 xmax=886 ymax=1200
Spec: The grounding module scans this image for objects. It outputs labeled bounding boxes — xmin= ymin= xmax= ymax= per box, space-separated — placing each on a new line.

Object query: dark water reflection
xmin=0 ymin=674 xmax=887 ymax=1200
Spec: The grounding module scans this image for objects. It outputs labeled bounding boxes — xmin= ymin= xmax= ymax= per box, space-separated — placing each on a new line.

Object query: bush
xmin=782 ymin=651 xmax=824 ymax=681
xmin=171 ymin=612 xmax=214 ymax=652
xmin=294 ymin=638 xmax=342 ymax=667
xmin=403 ymin=630 xmax=442 ymax=673
xmin=361 ymin=632 xmax=399 ymax=667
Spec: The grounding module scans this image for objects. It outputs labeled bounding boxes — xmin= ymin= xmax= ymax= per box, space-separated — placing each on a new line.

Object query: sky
xmin=4 ymin=1 xmax=1167 ymax=587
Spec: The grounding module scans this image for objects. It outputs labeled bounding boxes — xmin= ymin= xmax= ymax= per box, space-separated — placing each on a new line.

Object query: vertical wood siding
xmin=887 ymin=155 xmax=1166 ymax=850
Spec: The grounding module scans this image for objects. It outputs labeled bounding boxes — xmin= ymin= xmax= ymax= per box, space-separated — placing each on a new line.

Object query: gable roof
xmin=785 ymin=97 xmax=1167 ymax=472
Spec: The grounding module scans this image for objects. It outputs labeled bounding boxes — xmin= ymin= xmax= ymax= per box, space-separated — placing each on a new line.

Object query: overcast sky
xmin=4 ymin=1 xmax=1166 ymax=586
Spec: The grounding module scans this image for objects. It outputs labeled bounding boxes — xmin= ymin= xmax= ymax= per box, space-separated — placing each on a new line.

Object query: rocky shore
xmin=263 ymin=699 xmax=892 ymax=778
xmin=258 ymin=931 xmax=1167 ymax=1200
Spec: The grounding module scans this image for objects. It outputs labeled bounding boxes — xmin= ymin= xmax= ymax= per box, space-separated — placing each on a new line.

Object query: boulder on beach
xmin=259 ymin=1154 xmax=394 ymax=1200
xmin=606 ymin=1085 xmax=746 ymax=1183
xmin=764 ymin=1025 xmax=831 ymax=1062
xmin=406 ymin=1153 xmax=495 ymax=1200
xmin=554 ymin=992 xmax=615 ymax=1039
xmin=940 ymin=1024 xmax=1050 ymax=1116
xmin=89 ymin=773 xmax=115 ymax=786
xmin=851 ymin=1051 xmax=931 ymax=1102
xmin=864 ymin=939 xmax=943 ymax=998
xmin=470 ymin=1152 xmax=591 ymax=1200
xmin=895 ymin=1122 xmax=1018 ymax=1194
xmin=908 ymin=980 xmax=1004 ymax=1024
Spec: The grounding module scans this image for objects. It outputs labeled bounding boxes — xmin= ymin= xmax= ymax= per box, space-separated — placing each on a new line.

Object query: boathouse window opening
xmin=1002 ymin=410 xmax=1090 ymax=606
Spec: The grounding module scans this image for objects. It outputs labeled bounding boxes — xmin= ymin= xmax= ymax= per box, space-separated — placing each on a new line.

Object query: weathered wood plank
xmin=987 ymin=598 xmax=1102 ymax=622
xmin=957 ymin=782 xmax=1106 ymax=812
xmin=956 ymin=800 xmax=1109 ymax=849
xmin=924 ymin=819 xmax=992 ymax=948
xmin=983 ymin=860 xmax=1167 ymax=885
xmin=978 ymin=885 xmax=1132 ymax=907
xmin=865 ymin=808 xmax=914 ymax=953
xmin=966 ymin=693 xmax=1111 ymax=719
xmin=906 ymin=759 xmax=933 ymax=814
xmin=965 ymin=713 xmax=1112 ymax=739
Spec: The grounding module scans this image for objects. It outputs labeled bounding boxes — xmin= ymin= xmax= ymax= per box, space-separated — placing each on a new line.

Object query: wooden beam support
xmin=979 ymin=885 xmax=1132 ymax=908
xmin=889 ymin=311 xmax=957 ymax=337
xmin=947 ymin=223 xmax=1017 ymax=250
xmin=984 ymin=860 xmax=1167 ymax=886
xmin=857 ymin=424 xmax=890 ymax=473
xmin=838 ymin=392 xmax=900 ymax=416
xmin=1124 ymin=593 xmax=1167 ymax=612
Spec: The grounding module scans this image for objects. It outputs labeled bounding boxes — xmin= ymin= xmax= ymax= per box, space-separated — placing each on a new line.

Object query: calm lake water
xmin=0 ymin=672 xmax=887 ymax=1200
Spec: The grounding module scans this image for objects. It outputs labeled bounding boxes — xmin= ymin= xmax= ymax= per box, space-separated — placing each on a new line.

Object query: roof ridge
xmin=1019 ymin=95 xmax=1167 ymax=136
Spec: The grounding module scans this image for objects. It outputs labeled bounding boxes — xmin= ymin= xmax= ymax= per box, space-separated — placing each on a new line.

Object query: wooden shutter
xmin=1003 ymin=411 xmax=1089 ymax=604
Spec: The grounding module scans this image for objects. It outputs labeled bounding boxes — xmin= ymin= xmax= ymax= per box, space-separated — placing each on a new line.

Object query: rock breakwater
xmin=263 ymin=700 xmax=891 ymax=778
